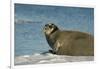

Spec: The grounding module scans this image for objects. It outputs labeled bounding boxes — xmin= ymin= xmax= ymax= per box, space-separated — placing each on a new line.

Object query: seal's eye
xmin=51 ymin=24 xmax=54 ymax=26
xmin=49 ymin=25 xmax=52 ymax=28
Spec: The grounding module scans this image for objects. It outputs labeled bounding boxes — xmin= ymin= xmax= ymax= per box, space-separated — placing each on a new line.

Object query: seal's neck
xmin=50 ymin=28 xmax=59 ymax=35
xmin=45 ymin=29 xmax=59 ymax=38
xmin=45 ymin=30 xmax=59 ymax=49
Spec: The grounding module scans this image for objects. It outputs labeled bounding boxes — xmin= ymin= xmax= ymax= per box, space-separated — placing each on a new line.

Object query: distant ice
xmin=15 ymin=53 xmax=94 ymax=65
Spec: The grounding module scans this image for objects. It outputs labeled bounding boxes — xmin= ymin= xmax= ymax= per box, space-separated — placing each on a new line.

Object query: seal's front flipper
xmin=41 ymin=50 xmax=56 ymax=55
xmin=41 ymin=51 xmax=50 ymax=55
xmin=49 ymin=50 xmax=56 ymax=54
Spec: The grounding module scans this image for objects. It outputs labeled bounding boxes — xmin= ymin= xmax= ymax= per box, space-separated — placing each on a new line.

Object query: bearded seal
xmin=43 ymin=23 xmax=94 ymax=56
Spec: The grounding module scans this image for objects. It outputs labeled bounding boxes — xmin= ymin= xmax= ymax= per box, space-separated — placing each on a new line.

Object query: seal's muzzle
xmin=43 ymin=23 xmax=58 ymax=35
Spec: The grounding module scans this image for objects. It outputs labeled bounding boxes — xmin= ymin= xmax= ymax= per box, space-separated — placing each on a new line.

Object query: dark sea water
xmin=15 ymin=23 xmax=50 ymax=56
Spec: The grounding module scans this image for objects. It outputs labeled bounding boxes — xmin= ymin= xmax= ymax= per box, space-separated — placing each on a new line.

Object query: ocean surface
xmin=15 ymin=23 xmax=50 ymax=56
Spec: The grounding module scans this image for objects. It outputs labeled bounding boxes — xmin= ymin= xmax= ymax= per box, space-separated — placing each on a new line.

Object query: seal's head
xmin=43 ymin=23 xmax=59 ymax=35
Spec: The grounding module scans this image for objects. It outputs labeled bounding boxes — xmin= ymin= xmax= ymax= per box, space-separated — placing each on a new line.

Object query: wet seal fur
xmin=43 ymin=23 xmax=94 ymax=56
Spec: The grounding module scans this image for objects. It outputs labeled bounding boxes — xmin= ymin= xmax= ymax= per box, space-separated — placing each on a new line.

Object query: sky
xmin=14 ymin=3 xmax=94 ymax=56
